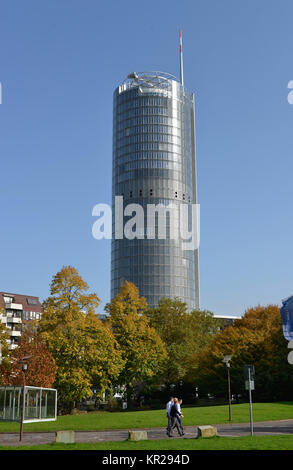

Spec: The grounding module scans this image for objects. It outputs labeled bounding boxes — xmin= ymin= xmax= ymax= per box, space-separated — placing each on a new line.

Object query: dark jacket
xmin=170 ymin=404 xmax=180 ymax=418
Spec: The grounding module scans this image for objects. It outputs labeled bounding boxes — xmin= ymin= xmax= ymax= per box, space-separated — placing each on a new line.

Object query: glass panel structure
xmin=111 ymin=72 xmax=200 ymax=310
xmin=0 ymin=386 xmax=57 ymax=423
xmin=0 ymin=387 xmax=21 ymax=421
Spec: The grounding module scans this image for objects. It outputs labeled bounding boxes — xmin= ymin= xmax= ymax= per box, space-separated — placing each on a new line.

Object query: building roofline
xmin=0 ymin=292 xmax=39 ymax=299
xmin=213 ymin=315 xmax=241 ymax=320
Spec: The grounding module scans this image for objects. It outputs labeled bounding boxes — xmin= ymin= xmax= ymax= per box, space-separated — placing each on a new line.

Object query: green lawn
xmin=0 ymin=402 xmax=293 ymax=433
xmin=1 ymin=435 xmax=293 ymax=450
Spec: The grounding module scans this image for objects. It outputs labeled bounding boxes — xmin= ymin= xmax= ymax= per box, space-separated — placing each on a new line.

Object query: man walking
xmin=166 ymin=396 xmax=174 ymax=436
xmin=169 ymin=398 xmax=184 ymax=437
xmin=177 ymin=398 xmax=185 ymax=435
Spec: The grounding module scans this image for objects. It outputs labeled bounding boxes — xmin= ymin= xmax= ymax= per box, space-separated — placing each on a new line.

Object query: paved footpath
xmin=1 ymin=420 xmax=293 ymax=447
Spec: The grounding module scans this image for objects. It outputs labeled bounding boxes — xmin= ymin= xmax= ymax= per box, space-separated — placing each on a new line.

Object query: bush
xmin=106 ymin=397 xmax=120 ymax=411
xmin=70 ymin=408 xmax=88 ymax=415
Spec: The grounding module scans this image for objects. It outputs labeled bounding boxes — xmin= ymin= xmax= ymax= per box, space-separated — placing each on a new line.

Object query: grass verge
xmin=0 ymin=402 xmax=293 ymax=433
xmin=1 ymin=435 xmax=293 ymax=450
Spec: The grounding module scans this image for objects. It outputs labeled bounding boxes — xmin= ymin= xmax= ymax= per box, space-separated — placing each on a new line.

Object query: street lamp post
xmin=19 ymin=363 xmax=27 ymax=442
xmin=17 ymin=355 xmax=32 ymax=442
xmin=223 ymin=355 xmax=232 ymax=422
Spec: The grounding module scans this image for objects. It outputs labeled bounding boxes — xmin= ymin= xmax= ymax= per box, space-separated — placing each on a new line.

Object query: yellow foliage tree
xmin=39 ymin=266 xmax=124 ymax=411
xmin=105 ymin=281 xmax=168 ymax=401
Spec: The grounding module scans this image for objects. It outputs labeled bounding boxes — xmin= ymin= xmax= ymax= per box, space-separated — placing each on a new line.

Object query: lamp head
xmin=223 ymin=355 xmax=232 ymax=365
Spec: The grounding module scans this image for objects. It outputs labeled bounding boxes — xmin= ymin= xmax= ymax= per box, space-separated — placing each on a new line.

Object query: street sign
xmin=245 ymin=380 xmax=255 ymax=390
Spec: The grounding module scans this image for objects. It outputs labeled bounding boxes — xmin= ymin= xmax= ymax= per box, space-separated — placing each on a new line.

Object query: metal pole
xmin=227 ymin=364 xmax=232 ymax=421
xmin=248 ymin=368 xmax=253 ymax=436
xmin=179 ymin=29 xmax=184 ymax=87
xmin=19 ymin=370 xmax=25 ymax=442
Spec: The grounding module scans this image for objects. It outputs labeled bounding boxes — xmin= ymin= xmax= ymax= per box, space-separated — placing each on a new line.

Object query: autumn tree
xmin=0 ymin=329 xmax=56 ymax=387
xmin=105 ymin=281 xmax=168 ymax=401
xmin=147 ymin=298 xmax=221 ymax=385
xmin=191 ymin=305 xmax=293 ymax=401
xmin=0 ymin=309 xmax=10 ymax=380
xmin=39 ymin=266 xmax=124 ymax=411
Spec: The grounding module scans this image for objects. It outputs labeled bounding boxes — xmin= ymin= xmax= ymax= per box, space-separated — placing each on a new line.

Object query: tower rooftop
xmin=121 ymin=71 xmax=180 ymax=91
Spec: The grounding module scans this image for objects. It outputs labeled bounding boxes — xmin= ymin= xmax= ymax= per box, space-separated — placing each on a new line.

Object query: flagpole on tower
xmin=179 ymin=29 xmax=184 ymax=87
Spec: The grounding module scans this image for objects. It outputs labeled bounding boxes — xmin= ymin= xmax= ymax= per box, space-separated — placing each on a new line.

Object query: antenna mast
xmin=179 ymin=29 xmax=184 ymax=86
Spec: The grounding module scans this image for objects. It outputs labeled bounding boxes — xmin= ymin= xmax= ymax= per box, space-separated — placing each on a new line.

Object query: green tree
xmin=147 ymin=298 xmax=221 ymax=385
xmin=105 ymin=281 xmax=168 ymax=402
xmin=39 ymin=266 xmax=124 ymax=411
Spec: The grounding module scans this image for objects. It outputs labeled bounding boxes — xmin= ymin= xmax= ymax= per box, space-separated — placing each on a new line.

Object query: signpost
xmin=244 ymin=365 xmax=255 ymax=436
xmin=223 ymin=355 xmax=232 ymax=421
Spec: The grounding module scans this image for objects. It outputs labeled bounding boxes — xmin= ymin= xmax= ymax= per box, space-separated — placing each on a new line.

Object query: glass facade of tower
xmin=111 ymin=72 xmax=199 ymax=310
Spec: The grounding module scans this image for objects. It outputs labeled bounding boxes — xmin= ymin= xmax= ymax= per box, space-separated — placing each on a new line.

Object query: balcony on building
xmin=5 ymin=302 xmax=23 ymax=311
xmin=6 ymin=315 xmax=22 ymax=324
xmin=8 ymin=339 xmax=19 ymax=349
xmin=10 ymin=327 xmax=21 ymax=337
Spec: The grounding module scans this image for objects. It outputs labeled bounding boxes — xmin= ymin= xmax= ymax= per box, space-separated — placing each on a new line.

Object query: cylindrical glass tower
xmin=111 ymin=72 xmax=199 ymax=310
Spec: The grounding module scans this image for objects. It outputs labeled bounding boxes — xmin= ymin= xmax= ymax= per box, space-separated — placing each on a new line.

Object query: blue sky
xmin=0 ymin=0 xmax=292 ymax=317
